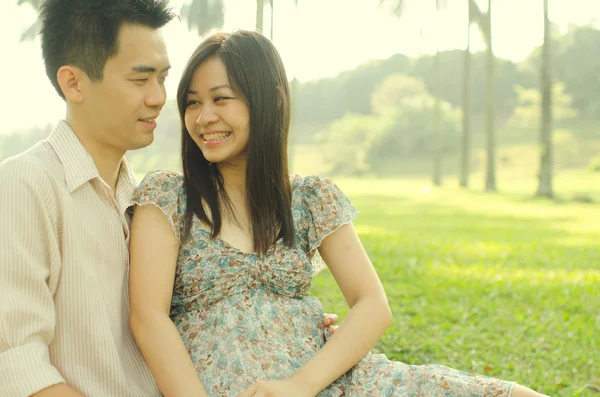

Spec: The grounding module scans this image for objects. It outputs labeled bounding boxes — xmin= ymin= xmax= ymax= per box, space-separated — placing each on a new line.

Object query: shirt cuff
xmin=0 ymin=342 xmax=65 ymax=397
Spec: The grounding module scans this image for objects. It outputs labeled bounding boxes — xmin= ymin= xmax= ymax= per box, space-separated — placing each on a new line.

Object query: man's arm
xmin=0 ymin=159 xmax=80 ymax=397
xmin=32 ymin=384 xmax=84 ymax=397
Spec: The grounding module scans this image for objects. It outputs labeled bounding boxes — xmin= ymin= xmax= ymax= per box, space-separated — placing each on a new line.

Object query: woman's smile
xmin=201 ymin=130 xmax=232 ymax=147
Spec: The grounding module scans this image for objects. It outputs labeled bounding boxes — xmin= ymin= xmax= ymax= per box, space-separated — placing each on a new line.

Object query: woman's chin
xmin=203 ymin=155 xmax=222 ymax=164
xmin=198 ymin=149 xmax=222 ymax=164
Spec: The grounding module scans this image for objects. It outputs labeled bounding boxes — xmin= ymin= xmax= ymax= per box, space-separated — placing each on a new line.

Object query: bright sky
xmin=1 ymin=0 xmax=600 ymax=134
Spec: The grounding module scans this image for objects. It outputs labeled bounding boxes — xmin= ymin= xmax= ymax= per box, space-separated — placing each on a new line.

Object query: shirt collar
xmin=116 ymin=157 xmax=139 ymax=212
xmin=47 ymin=120 xmax=140 ymax=196
xmin=47 ymin=120 xmax=100 ymax=193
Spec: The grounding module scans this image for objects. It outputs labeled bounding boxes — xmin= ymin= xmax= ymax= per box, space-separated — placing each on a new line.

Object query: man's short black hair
xmin=39 ymin=0 xmax=175 ymax=99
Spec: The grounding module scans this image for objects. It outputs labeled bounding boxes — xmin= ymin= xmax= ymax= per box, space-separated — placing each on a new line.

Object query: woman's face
xmin=184 ymin=56 xmax=250 ymax=167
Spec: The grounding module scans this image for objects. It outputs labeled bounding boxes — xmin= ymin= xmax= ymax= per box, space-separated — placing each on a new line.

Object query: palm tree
xmin=536 ymin=0 xmax=553 ymax=198
xmin=463 ymin=0 xmax=497 ymax=191
xmin=287 ymin=0 xmax=300 ymax=172
xmin=256 ymin=0 xmax=265 ymax=33
xmin=483 ymin=0 xmax=496 ymax=191
xmin=469 ymin=0 xmax=496 ymax=191
xmin=380 ymin=0 xmax=472 ymax=187
xmin=181 ymin=0 xmax=225 ymax=37
xmin=185 ymin=0 xmax=269 ymax=36
xmin=380 ymin=0 xmax=446 ymax=186
xmin=459 ymin=0 xmax=475 ymax=188
xmin=17 ymin=0 xmax=227 ymax=41
xmin=269 ymin=0 xmax=275 ymax=40
xmin=380 ymin=0 xmax=406 ymax=17
xmin=16 ymin=0 xmax=42 ymax=42
xmin=432 ymin=0 xmax=447 ymax=186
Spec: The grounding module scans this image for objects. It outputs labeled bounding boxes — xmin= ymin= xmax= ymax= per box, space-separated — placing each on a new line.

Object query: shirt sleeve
xmin=302 ymin=175 xmax=359 ymax=254
xmin=0 ymin=158 xmax=65 ymax=396
xmin=132 ymin=170 xmax=185 ymax=242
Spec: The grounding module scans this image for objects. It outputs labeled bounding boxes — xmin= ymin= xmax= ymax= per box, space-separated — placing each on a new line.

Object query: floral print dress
xmin=133 ymin=170 xmax=514 ymax=397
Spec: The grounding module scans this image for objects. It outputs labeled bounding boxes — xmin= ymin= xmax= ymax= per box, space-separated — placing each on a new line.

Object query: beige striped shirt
xmin=0 ymin=121 xmax=160 ymax=396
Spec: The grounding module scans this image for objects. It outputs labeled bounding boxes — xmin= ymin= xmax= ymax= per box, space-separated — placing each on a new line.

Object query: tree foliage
xmin=318 ymin=74 xmax=461 ymax=176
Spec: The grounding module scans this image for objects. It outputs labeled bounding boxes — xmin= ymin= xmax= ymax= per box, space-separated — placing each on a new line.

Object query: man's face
xmin=80 ymin=23 xmax=170 ymax=152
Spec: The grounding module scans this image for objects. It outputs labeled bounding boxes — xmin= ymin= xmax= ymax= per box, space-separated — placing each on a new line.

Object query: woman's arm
xmin=289 ymin=223 xmax=393 ymax=396
xmin=129 ymin=204 xmax=208 ymax=397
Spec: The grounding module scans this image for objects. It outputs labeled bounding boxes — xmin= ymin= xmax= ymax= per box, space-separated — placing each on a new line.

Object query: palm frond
xmin=16 ymin=0 xmax=42 ymax=8
xmin=180 ymin=0 xmax=226 ymax=37
xmin=378 ymin=0 xmax=406 ymax=18
xmin=19 ymin=20 xmax=40 ymax=42
xmin=16 ymin=0 xmax=42 ymax=42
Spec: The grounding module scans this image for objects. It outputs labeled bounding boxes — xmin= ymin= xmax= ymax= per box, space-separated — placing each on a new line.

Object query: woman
xmin=128 ymin=30 xmax=545 ymax=397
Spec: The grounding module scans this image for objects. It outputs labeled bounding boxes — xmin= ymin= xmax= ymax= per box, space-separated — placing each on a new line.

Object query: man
xmin=0 ymin=1 xmax=173 ymax=395
xmin=0 ymin=1 xmax=338 ymax=396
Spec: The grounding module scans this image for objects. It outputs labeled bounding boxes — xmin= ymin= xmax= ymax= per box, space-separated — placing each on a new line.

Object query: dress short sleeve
xmin=301 ymin=175 xmax=359 ymax=254
xmin=132 ymin=170 xmax=185 ymax=241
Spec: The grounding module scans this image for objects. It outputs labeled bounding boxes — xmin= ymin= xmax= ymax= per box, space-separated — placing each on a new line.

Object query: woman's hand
xmin=236 ymin=379 xmax=313 ymax=397
xmin=323 ymin=313 xmax=339 ymax=335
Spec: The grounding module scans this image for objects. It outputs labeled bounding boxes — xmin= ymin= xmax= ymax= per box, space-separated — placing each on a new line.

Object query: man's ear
xmin=57 ymin=65 xmax=86 ymax=103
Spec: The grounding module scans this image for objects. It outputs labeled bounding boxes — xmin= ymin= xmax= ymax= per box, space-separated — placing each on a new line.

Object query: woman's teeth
xmin=203 ymin=132 xmax=231 ymax=141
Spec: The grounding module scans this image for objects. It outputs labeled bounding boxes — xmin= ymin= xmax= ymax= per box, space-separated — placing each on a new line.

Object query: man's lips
xmin=139 ymin=115 xmax=158 ymax=122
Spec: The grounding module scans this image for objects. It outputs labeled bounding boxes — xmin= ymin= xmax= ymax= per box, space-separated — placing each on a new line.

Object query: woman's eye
xmin=186 ymin=100 xmax=200 ymax=107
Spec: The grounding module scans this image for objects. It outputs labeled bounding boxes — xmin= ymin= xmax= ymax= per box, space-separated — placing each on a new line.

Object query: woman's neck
xmin=216 ymin=162 xmax=246 ymax=197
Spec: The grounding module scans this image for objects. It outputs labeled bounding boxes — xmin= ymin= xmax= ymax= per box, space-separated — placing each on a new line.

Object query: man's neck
xmin=65 ymin=116 xmax=125 ymax=192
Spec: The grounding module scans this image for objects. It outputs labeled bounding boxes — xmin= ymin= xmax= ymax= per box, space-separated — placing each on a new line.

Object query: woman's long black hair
xmin=176 ymin=30 xmax=293 ymax=253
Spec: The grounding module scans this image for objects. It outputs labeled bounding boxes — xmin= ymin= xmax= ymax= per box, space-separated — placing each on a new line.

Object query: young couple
xmin=0 ymin=0 xmax=546 ymax=396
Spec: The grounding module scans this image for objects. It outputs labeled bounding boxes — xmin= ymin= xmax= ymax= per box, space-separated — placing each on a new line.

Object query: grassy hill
xmin=310 ymin=175 xmax=599 ymax=396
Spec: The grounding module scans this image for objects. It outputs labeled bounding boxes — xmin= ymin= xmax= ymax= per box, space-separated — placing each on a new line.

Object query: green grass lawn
xmin=308 ymin=175 xmax=600 ymax=396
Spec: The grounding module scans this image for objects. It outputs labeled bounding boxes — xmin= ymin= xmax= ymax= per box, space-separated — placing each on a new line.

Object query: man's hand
xmin=323 ymin=313 xmax=339 ymax=335
xmin=236 ymin=379 xmax=312 ymax=397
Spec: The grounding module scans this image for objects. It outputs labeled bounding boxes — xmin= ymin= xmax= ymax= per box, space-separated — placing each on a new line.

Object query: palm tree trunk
xmin=289 ymin=78 xmax=299 ymax=172
xmin=484 ymin=0 xmax=496 ymax=191
xmin=433 ymin=48 xmax=442 ymax=186
xmin=270 ymin=0 xmax=275 ymax=40
xmin=256 ymin=0 xmax=265 ymax=33
xmin=460 ymin=4 xmax=472 ymax=188
xmin=432 ymin=0 xmax=444 ymax=186
xmin=536 ymin=0 xmax=553 ymax=198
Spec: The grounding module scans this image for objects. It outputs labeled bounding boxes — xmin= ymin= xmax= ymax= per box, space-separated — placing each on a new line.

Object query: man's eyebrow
xmin=131 ymin=65 xmax=172 ymax=73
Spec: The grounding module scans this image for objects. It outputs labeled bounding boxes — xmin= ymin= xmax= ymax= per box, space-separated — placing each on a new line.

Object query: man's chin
xmin=129 ymin=133 xmax=155 ymax=151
